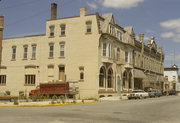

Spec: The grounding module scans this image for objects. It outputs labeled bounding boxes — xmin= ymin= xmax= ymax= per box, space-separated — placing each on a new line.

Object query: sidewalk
xmin=0 ymin=100 xmax=98 ymax=107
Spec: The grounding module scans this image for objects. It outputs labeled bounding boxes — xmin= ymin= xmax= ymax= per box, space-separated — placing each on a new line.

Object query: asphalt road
xmin=0 ymin=95 xmax=180 ymax=123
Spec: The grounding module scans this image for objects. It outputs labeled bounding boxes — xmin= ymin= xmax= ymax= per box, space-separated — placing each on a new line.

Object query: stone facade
xmin=0 ymin=3 xmax=164 ymax=99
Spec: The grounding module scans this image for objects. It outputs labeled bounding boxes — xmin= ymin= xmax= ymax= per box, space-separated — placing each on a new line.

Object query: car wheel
xmin=10 ymin=98 xmax=14 ymax=102
xmin=139 ymin=95 xmax=143 ymax=99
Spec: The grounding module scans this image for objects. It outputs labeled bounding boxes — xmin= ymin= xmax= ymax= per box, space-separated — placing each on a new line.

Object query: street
xmin=0 ymin=95 xmax=180 ymax=123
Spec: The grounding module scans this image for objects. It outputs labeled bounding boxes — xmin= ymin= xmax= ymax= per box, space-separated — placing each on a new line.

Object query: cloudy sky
xmin=0 ymin=0 xmax=180 ymax=68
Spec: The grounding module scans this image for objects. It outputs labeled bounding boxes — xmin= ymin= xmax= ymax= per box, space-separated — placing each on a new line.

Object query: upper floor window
xmin=173 ymin=76 xmax=176 ymax=81
xmin=165 ymin=76 xmax=168 ymax=81
xmin=86 ymin=21 xmax=92 ymax=33
xmin=12 ymin=46 xmax=16 ymax=60
xmin=32 ymin=44 xmax=36 ymax=59
xmin=125 ymin=51 xmax=129 ymax=63
xmin=102 ymin=43 xmax=107 ymax=56
xmin=23 ymin=45 xmax=28 ymax=59
xmin=117 ymin=31 xmax=123 ymax=41
xmin=60 ymin=24 xmax=66 ymax=36
xmin=117 ymin=48 xmax=120 ymax=61
xmin=49 ymin=43 xmax=54 ymax=58
xmin=109 ymin=25 xmax=115 ymax=35
xmin=0 ymin=75 xmax=6 ymax=85
xmin=49 ymin=26 xmax=55 ymax=37
xmin=108 ymin=43 xmax=112 ymax=58
xmin=60 ymin=43 xmax=65 ymax=57
xmin=25 ymin=74 xmax=35 ymax=85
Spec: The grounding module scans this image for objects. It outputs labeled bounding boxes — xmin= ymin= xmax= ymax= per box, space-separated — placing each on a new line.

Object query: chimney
xmin=139 ymin=33 xmax=144 ymax=43
xmin=80 ymin=7 xmax=87 ymax=17
xmin=0 ymin=16 xmax=4 ymax=67
xmin=51 ymin=3 xmax=57 ymax=20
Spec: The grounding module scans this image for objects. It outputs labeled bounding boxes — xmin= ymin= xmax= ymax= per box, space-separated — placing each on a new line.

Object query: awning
xmin=133 ymin=69 xmax=147 ymax=79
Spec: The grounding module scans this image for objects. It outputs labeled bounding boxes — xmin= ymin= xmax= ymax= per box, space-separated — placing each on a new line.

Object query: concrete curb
xmin=0 ymin=101 xmax=98 ymax=107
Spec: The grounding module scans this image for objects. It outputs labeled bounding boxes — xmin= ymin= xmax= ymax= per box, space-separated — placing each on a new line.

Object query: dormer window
xmin=109 ymin=25 xmax=115 ymax=35
xmin=49 ymin=26 xmax=55 ymax=37
xmin=60 ymin=24 xmax=66 ymax=36
xmin=117 ymin=31 xmax=123 ymax=41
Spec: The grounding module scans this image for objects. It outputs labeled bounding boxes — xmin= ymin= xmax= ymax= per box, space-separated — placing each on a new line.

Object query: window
xmin=60 ymin=43 xmax=65 ymax=57
xmin=117 ymin=48 xmax=120 ymax=61
xmin=117 ymin=31 xmax=123 ymax=41
xmin=49 ymin=26 xmax=55 ymax=37
xmin=12 ymin=46 xmax=16 ymax=60
xmin=79 ymin=66 xmax=84 ymax=81
xmin=23 ymin=45 xmax=28 ymax=59
xmin=125 ymin=51 xmax=128 ymax=62
xmin=49 ymin=44 xmax=54 ymax=58
xmin=107 ymin=68 xmax=113 ymax=88
xmin=59 ymin=66 xmax=65 ymax=81
xmin=86 ymin=21 xmax=92 ymax=33
xmin=99 ymin=67 xmax=106 ymax=88
xmin=102 ymin=43 xmax=107 ymax=56
xmin=32 ymin=45 xmax=36 ymax=59
xmin=108 ymin=43 xmax=112 ymax=58
xmin=109 ymin=25 xmax=115 ymax=35
xmin=60 ymin=24 xmax=66 ymax=36
xmin=0 ymin=75 xmax=6 ymax=85
xmin=25 ymin=75 xmax=36 ymax=85
xmin=165 ymin=76 xmax=168 ymax=81
xmin=173 ymin=76 xmax=176 ymax=81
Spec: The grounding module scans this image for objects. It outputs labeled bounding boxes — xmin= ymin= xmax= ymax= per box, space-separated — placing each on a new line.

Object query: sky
xmin=0 ymin=0 xmax=180 ymax=68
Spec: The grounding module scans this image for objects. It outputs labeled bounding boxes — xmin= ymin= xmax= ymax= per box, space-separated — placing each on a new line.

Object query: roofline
xmin=3 ymin=34 xmax=45 ymax=40
xmin=46 ymin=14 xmax=97 ymax=22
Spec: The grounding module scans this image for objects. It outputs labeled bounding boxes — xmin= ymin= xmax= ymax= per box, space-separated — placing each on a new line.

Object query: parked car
xmin=147 ymin=89 xmax=162 ymax=98
xmin=128 ymin=90 xmax=149 ymax=99
xmin=0 ymin=92 xmax=18 ymax=102
xmin=168 ymin=89 xmax=177 ymax=95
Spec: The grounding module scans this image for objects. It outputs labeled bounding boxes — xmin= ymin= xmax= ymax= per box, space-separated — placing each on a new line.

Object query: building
xmin=0 ymin=3 xmax=164 ymax=99
xmin=164 ymin=64 xmax=179 ymax=91
xmin=134 ymin=35 xmax=164 ymax=91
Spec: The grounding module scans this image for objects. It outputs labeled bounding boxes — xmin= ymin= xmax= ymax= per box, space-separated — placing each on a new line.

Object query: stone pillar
xmin=0 ymin=16 xmax=4 ymax=67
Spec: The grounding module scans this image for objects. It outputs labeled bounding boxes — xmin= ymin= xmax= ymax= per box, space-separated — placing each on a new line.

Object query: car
xmin=168 ymin=89 xmax=177 ymax=95
xmin=147 ymin=89 xmax=162 ymax=98
xmin=0 ymin=92 xmax=18 ymax=102
xmin=128 ymin=90 xmax=149 ymax=99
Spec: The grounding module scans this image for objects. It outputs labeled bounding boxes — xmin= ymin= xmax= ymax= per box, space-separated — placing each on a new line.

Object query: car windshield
xmin=0 ymin=93 xmax=6 ymax=96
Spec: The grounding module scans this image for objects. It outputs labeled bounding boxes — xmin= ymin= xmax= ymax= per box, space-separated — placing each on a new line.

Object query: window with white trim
xmin=12 ymin=46 xmax=16 ymax=60
xmin=49 ymin=44 xmax=54 ymax=58
xmin=60 ymin=43 xmax=65 ymax=57
xmin=49 ymin=26 xmax=55 ymax=37
xmin=23 ymin=45 xmax=28 ymax=59
xmin=86 ymin=21 xmax=92 ymax=33
xmin=60 ymin=24 xmax=66 ymax=36
xmin=125 ymin=51 xmax=129 ymax=63
xmin=32 ymin=44 xmax=36 ymax=59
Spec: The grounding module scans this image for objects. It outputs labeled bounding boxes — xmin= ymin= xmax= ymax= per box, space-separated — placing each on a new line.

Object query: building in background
xmin=134 ymin=35 xmax=164 ymax=91
xmin=164 ymin=64 xmax=179 ymax=91
xmin=0 ymin=3 xmax=164 ymax=99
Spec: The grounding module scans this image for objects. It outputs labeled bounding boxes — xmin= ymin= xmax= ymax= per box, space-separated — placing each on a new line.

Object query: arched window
xmin=129 ymin=72 xmax=132 ymax=89
xmin=123 ymin=71 xmax=127 ymax=88
xmin=99 ymin=67 xmax=106 ymax=88
xmin=107 ymin=68 xmax=113 ymax=88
